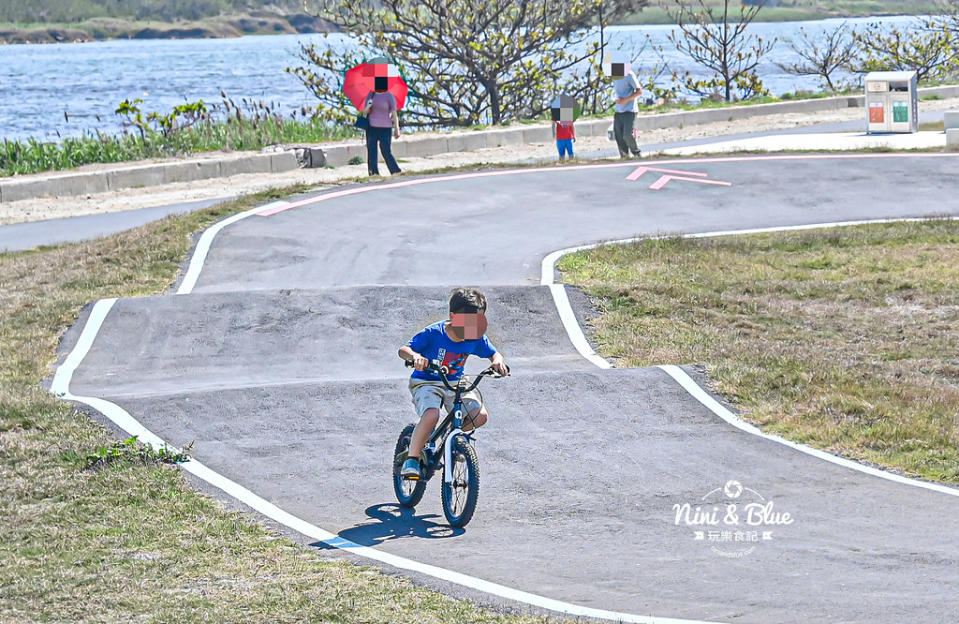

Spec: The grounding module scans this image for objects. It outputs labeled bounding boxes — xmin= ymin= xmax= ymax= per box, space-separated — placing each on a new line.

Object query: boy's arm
xmin=481 ymin=336 xmax=506 ymax=375
xmin=488 ymin=351 xmax=507 ymax=375
xmin=399 ymin=345 xmax=428 ymax=371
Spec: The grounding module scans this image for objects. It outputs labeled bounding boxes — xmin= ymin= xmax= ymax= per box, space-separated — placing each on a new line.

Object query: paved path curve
xmin=0 ymin=197 xmax=231 ymax=252
xmin=57 ymin=154 xmax=959 ymax=623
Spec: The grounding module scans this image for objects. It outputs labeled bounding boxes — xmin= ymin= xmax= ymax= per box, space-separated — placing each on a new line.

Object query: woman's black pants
xmin=366 ymin=126 xmax=401 ymax=175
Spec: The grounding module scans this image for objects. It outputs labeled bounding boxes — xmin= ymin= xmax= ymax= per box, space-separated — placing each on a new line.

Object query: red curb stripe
xmin=257 ymin=152 xmax=959 ymax=217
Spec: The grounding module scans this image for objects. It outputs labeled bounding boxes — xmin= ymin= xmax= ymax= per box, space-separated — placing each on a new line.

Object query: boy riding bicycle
xmin=397 ymin=287 xmax=508 ymax=478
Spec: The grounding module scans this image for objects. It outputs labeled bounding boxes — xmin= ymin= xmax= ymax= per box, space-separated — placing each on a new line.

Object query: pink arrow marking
xmin=649 ymin=174 xmax=733 ymax=191
xmin=626 ymin=165 xmax=709 ymax=181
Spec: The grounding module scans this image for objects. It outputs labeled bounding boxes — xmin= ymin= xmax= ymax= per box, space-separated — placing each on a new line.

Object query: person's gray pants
xmin=613 ymin=111 xmax=640 ymax=158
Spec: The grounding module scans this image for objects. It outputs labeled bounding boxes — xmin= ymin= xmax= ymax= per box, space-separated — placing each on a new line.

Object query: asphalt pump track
xmin=54 ymin=154 xmax=959 ymax=623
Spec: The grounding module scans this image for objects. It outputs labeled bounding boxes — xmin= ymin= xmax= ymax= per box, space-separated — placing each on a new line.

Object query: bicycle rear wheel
xmin=441 ymin=436 xmax=480 ymax=528
xmin=393 ymin=423 xmax=427 ymax=508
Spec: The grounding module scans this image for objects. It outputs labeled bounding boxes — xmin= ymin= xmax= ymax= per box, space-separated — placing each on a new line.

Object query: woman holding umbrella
xmin=362 ymin=84 xmax=402 ymax=176
xmin=345 ymin=57 xmax=406 ymax=176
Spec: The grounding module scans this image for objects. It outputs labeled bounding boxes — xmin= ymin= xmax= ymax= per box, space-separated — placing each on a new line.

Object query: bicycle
xmin=393 ymin=359 xmax=509 ymax=528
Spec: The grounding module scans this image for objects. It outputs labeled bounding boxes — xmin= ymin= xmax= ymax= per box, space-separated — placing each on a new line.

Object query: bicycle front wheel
xmin=393 ymin=423 xmax=427 ymax=508
xmin=441 ymin=436 xmax=480 ymax=528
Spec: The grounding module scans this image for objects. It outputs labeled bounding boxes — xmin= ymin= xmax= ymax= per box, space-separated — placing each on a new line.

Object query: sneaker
xmin=400 ymin=458 xmax=421 ymax=479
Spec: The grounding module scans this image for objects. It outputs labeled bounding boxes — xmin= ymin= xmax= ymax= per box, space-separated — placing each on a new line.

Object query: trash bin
xmin=865 ymin=71 xmax=918 ymax=133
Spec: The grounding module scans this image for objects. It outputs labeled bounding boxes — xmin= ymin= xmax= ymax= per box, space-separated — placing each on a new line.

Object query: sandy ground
xmin=3 ymin=96 xmax=958 ymax=226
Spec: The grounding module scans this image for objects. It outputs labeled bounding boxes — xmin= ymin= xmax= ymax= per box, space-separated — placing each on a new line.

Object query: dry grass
xmin=558 ymin=220 xmax=959 ymax=483
xmin=0 ymin=186 xmax=556 ymax=623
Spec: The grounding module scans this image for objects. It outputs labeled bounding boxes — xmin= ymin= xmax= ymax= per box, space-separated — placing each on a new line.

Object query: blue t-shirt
xmin=614 ymin=72 xmax=641 ymax=113
xmin=407 ymin=321 xmax=498 ymax=381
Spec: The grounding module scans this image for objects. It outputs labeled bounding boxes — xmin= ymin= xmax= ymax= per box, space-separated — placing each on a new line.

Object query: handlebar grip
xmin=404 ymin=358 xmax=446 ymax=375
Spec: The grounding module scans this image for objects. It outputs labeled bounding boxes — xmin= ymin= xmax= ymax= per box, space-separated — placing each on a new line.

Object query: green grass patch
xmin=77 ymin=435 xmax=192 ymax=470
xmin=558 ymin=220 xmax=959 ymax=483
xmin=0 ymin=9 xmax=333 ymax=43
xmin=0 ymin=185 xmax=557 ymax=623
xmin=919 ymin=121 xmax=946 ymax=132
xmin=1 ymin=115 xmax=356 ymax=177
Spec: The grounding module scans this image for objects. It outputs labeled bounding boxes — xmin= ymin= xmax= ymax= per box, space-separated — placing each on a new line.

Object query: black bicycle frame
xmin=425 ymin=385 xmax=472 ymax=465
xmin=403 ymin=358 xmax=504 ymax=475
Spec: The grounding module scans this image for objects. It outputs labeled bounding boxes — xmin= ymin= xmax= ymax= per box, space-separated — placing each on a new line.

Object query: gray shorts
xmin=408 ymin=378 xmax=484 ymax=418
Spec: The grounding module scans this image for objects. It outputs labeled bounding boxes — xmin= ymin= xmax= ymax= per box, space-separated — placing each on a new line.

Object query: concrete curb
xmin=3 ymin=84 xmax=958 ymax=203
xmin=265 ymin=84 xmax=959 ymax=168
xmin=0 ymin=151 xmax=298 ymax=203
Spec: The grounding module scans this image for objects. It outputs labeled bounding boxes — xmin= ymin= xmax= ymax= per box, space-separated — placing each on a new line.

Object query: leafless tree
xmin=777 ymin=22 xmax=858 ymax=92
xmin=661 ymin=0 xmax=776 ymax=102
xmin=292 ymin=0 xmax=648 ymax=128
xmin=851 ymin=16 xmax=959 ymax=83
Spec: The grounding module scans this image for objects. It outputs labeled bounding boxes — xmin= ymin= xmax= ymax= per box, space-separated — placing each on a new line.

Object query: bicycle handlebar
xmin=404 ymin=358 xmax=509 ymax=393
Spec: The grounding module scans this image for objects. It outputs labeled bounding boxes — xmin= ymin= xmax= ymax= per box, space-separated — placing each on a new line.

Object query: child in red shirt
xmin=553 ymin=118 xmax=575 ymax=160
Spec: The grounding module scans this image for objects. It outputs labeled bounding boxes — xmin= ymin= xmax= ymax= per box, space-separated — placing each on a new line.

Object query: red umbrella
xmin=343 ymin=56 xmax=409 ymax=111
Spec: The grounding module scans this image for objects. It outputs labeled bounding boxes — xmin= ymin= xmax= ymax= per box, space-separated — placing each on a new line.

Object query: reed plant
xmin=0 ymin=94 xmax=357 ymax=177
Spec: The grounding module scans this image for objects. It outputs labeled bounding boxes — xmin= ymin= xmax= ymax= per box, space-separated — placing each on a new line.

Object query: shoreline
xmin=0 ymin=8 xmax=937 ymax=45
xmin=0 ymin=12 xmax=338 ymax=45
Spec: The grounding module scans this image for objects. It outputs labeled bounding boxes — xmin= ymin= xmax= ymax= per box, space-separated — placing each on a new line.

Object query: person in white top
xmin=610 ymin=60 xmax=644 ymax=158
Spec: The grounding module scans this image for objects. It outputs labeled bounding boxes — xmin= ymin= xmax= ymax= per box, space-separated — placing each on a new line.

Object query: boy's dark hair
xmin=449 ymin=287 xmax=487 ymax=314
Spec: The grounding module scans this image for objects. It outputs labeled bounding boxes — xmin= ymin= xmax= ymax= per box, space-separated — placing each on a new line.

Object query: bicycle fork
xmin=443 ymin=406 xmax=473 ymax=484
xmin=443 ymin=428 xmax=465 ymax=484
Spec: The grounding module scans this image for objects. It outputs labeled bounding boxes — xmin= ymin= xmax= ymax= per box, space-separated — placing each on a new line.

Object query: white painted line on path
xmin=176 ymin=201 xmax=286 ymax=295
xmin=178 ymin=153 xmax=959 ymax=295
xmin=547 ymin=284 xmax=612 ymax=370
xmin=655 ymin=364 xmax=959 ymax=498
xmin=254 ymin=163 xmax=641 ymax=216
xmin=542 ymin=216 xmax=959 ymax=499
xmin=55 ymin=156 xmax=959 ymax=622
xmin=255 ymin=153 xmax=959 ymax=217
xmin=51 ymin=298 xmax=118 ymax=399
xmin=52 ymin=297 xmax=726 ymax=624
